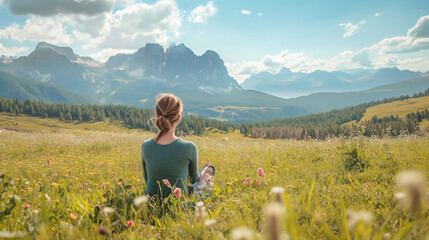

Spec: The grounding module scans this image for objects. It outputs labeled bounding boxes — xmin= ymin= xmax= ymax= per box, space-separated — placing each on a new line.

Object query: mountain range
xmin=1 ymin=42 xmax=428 ymax=122
xmin=241 ymin=67 xmax=423 ymax=98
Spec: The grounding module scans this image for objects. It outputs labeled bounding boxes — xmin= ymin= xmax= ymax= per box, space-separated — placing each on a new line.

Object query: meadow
xmin=0 ymin=127 xmax=428 ymax=239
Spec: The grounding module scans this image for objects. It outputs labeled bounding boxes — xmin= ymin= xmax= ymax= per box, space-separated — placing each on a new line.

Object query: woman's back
xmin=142 ymin=137 xmax=199 ymax=197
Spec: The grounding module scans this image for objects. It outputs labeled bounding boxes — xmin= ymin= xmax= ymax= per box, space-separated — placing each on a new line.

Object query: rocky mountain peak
xmin=35 ymin=42 xmax=78 ymax=61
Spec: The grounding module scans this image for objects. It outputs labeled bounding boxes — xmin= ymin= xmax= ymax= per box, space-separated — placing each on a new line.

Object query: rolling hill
xmin=0 ymin=71 xmax=90 ymax=104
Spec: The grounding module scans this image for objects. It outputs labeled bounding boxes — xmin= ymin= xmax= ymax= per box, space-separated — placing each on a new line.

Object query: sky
xmin=0 ymin=0 xmax=428 ymax=83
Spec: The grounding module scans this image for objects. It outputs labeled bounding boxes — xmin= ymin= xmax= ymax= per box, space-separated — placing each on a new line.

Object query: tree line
xmin=0 ymin=88 xmax=428 ymax=139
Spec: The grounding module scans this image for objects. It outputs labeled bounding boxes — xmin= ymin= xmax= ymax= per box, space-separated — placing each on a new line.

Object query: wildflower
xmin=25 ymin=204 xmax=31 ymax=208
xmin=257 ymin=168 xmax=265 ymax=176
xmin=173 ymin=188 xmax=182 ymax=198
xmin=163 ymin=179 xmax=170 ymax=187
xmin=69 ymin=170 xmax=72 ymax=176
xmin=46 ymin=159 xmax=51 ymax=166
xmin=69 ymin=213 xmax=78 ymax=220
xmin=114 ymin=172 xmax=116 ymax=177
xmin=207 ymin=177 xmax=211 ymax=182
xmin=346 ymin=210 xmax=373 ymax=230
xmin=246 ymin=177 xmax=251 ymax=182
xmin=83 ymin=183 xmax=87 ymax=189
xmin=271 ymin=187 xmax=285 ymax=204
xmin=255 ymin=180 xmax=261 ymax=186
xmin=231 ymin=227 xmax=255 ymax=240
xmin=127 ymin=220 xmax=133 ymax=228
xmin=133 ymin=195 xmax=149 ymax=208
xmin=265 ymin=203 xmax=286 ymax=240
xmin=98 ymin=226 xmax=111 ymax=236
xmin=54 ymin=172 xmax=58 ymax=178
xmin=131 ymin=187 xmax=135 ymax=190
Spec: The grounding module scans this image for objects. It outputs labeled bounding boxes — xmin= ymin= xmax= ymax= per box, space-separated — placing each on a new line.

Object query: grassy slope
xmin=360 ymin=95 xmax=429 ymax=121
xmin=0 ymin=113 xmax=145 ymax=133
xmin=341 ymin=96 xmax=429 ymax=128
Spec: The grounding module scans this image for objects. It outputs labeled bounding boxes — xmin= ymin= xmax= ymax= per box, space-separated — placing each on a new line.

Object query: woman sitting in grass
xmin=141 ymin=93 xmax=214 ymax=199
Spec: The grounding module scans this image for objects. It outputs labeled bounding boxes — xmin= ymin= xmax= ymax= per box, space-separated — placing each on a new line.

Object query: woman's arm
xmin=188 ymin=143 xmax=199 ymax=184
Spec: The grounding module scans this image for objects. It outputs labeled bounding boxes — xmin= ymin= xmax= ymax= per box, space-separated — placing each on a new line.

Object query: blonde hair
xmin=154 ymin=93 xmax=183 ymax=142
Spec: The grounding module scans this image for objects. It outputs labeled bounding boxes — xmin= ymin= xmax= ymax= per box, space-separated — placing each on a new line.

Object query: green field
xmin=0 ymin=119 xmax=428 ymax=239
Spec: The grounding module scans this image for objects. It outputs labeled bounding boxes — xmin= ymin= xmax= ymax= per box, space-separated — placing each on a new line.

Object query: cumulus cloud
xmin=241 ymin=10 xmax=251 ymax=15
xmin=3 ymin=0 xmax=130 ymax=16
xmin=338 ymin=20 xmax=366 ymax=38
xmin=375 ymin=15 xmax=429 ymax=53
xmin=94 ymin=0 xmax=182 ymax=49
xmin=0 ymin=16 xmax=74 ymax=44
xmin=0 ymin=43 xmax=28 ymax=56
xmin=227 ymin=15 xmax=429 ymax=83
xmin=258 ymin=13 xmax=262 ymax=16
xmin=374 ymin=12 xmax=382 ymax=17
xmin=0 ymin=0 xmax=182 ymax=52
xmin=188 ymin=1 xmax=217 ymax=24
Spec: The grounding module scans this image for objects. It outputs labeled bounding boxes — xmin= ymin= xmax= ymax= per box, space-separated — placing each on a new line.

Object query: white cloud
xmin=0 ymin=16 xmax=74 ymax=44
xmin=375 ymin=15 xmax=429 ymax=53
xmin=374 ymin=12 xmax=382 ymax=17
xmin=0 ymin=43 xmax=28 ymax=56
xmin=338 ymin=20 xmax=366 ymax=38
xmin=258 ymin=13 xmax=262 ymax=16
xmin=188 ymin=1 xmax=217 ymax=24
xmin=94 ymin=0 xmax=182 ymax=49
xmin=241 ymin=10 xmax=251 ymax=15
xmin=227 ymin=15 xmax=429 ymax=83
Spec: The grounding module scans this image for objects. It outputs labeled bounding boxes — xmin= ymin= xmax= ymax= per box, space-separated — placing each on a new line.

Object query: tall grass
xmin=0 ymin=130 xmax=427 ymax=239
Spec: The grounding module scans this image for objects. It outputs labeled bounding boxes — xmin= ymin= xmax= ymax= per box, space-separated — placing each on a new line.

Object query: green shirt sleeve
xmin=142 ymin=145 xmax=148 ymax=183
xmin=188 ymin=143 xmax=199 ymax=184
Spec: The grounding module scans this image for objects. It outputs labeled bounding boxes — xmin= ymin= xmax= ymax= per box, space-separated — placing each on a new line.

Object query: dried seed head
xmin=102 ymin=207 xmax=115 ymax=216
xmin=98 ymin=226 xmax=111 ymax=236
xmin=204 ymin=219 xmax=216 ymax=227
xmin=265 ymin=203 xmax=285 ymax=240
xmin=395 ymin=170 xmax=426 ymax=211
xmin=133 ymin=195 xmax=149 ymax=208
xmin=231 ymin=227 xmax=255 ymax=240
xmin=271 ymin=187 xmax=285 ymax=204
xmin=346 ymin=210 xmax=374 ymax=230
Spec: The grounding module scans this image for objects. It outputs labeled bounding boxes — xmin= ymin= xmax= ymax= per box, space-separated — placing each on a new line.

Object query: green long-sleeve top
xmin=142 ymin=137 xmax=199 ymax=197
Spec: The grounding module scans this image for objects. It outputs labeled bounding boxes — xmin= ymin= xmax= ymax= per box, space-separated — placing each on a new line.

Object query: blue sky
xmin=0 ymin=0 xmax=428 ymax=82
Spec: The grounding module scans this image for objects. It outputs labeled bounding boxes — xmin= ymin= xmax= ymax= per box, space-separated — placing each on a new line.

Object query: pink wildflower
xmin=244 ymin=181 xmax=248 ymax=185
xmin=114 ymin=172 xmax=116 ymax=177
xmin=207 ymin=177 xmax=211 ymax=182
xmin=69 ymin=170 xmax=72 ymax=176
xmin=25 ymin=204 xmax=31 ymax=208
xmin=46 ymin=159 xmax=51 ymax=166
xmin=163 ymin=179 xmax=170 ymax=187
xmin=246 ymin=177 xmax=251 ymax=182
xmin=257 ymin=168 xmax=265 ymax=176
xmin=256 ymin=180 xmax=261 ymax=186
xmin=54 ymin=172 xmax=58 ymax=178
xmin=173 ymin=188 xmax=182 ymax=198
xmin=132 ymin=187 xmax=135 ymax=190
xmin=127 ymin=220 xmax=133 ymax=228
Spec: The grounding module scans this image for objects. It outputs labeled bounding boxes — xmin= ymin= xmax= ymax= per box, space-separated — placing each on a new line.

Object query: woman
xmin=142 ymin=93 xmax=214 ymax=198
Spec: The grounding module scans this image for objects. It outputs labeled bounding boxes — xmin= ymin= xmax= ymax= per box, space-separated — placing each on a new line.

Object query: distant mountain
xmin=241 ymin=67 xmax=422 ymax=98
xmin=283 ymin=74 xmax=429 ymax=113
xmin=0 ymin=71 xmax=90 ymax=104
xmin=6 ymin=42 xmax=102 ymax=94
xmin=1 ymin=42 xmax=308 ymax=122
